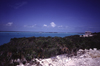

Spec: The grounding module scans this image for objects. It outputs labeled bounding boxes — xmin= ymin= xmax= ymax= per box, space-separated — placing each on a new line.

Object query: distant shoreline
xmin=0 ymin=31 xmax=84 ymax=34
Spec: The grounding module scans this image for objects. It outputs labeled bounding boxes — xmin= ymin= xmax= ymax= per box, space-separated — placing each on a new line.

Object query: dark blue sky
xmin=0 ymin=0 xmax=100 ymax=32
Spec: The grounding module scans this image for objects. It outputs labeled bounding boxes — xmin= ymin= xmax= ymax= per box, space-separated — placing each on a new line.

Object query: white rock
xmin=17 ymin=63 xmax=24 ymax=66
xmin=79 ymin=49 xmax=84 ymax=52
xmin=94 ymin=48 xmax=97 ymax=51
xmin=89 ymin=48 xmax=92 ymax=51
xmin=17 ymin=58 xmax=20 ymax=62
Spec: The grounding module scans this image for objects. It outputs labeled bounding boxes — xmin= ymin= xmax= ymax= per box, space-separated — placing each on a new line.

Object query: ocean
xmin=0 ymin=32 xmax=83 ymax=45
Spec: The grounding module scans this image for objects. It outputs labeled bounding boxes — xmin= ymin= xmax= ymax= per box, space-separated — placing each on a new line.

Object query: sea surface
xmin=0 ymin=32 xmax=83 ymax=45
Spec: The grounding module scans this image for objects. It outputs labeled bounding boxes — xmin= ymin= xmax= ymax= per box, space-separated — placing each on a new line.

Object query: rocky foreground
xmin=16 ymin=48 xmax=100 ymax=66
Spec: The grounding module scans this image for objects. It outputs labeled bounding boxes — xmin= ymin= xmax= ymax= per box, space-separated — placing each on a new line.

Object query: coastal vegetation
xmin=0 ymin=32 xmax=100 ymax=66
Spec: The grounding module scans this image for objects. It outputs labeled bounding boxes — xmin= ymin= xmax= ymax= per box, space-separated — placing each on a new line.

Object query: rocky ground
xmin=16 ymin=48 xmax=100 ymax=66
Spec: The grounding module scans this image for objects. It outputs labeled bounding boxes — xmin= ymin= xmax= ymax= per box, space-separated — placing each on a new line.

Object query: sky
xmin=0 ymin=0 xmax=100 ymax=32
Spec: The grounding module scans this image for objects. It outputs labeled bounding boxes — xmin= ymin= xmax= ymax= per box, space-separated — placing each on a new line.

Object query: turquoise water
xmin=0 ymin=32 xmax=83 ymax=45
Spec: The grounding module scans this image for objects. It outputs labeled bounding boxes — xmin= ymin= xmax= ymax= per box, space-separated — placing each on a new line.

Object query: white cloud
xmin=58 ymin=25 xmax=63 ymax=28
xmin=24 ymin=24 xmax=36 ymax=28
xmin=43 ymin=24 xmax=47 ymax=27
xmin=50 ymin=22 xmax=56 ymax=27
xmin=6 ymin=22 xmax=13 ymax=26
